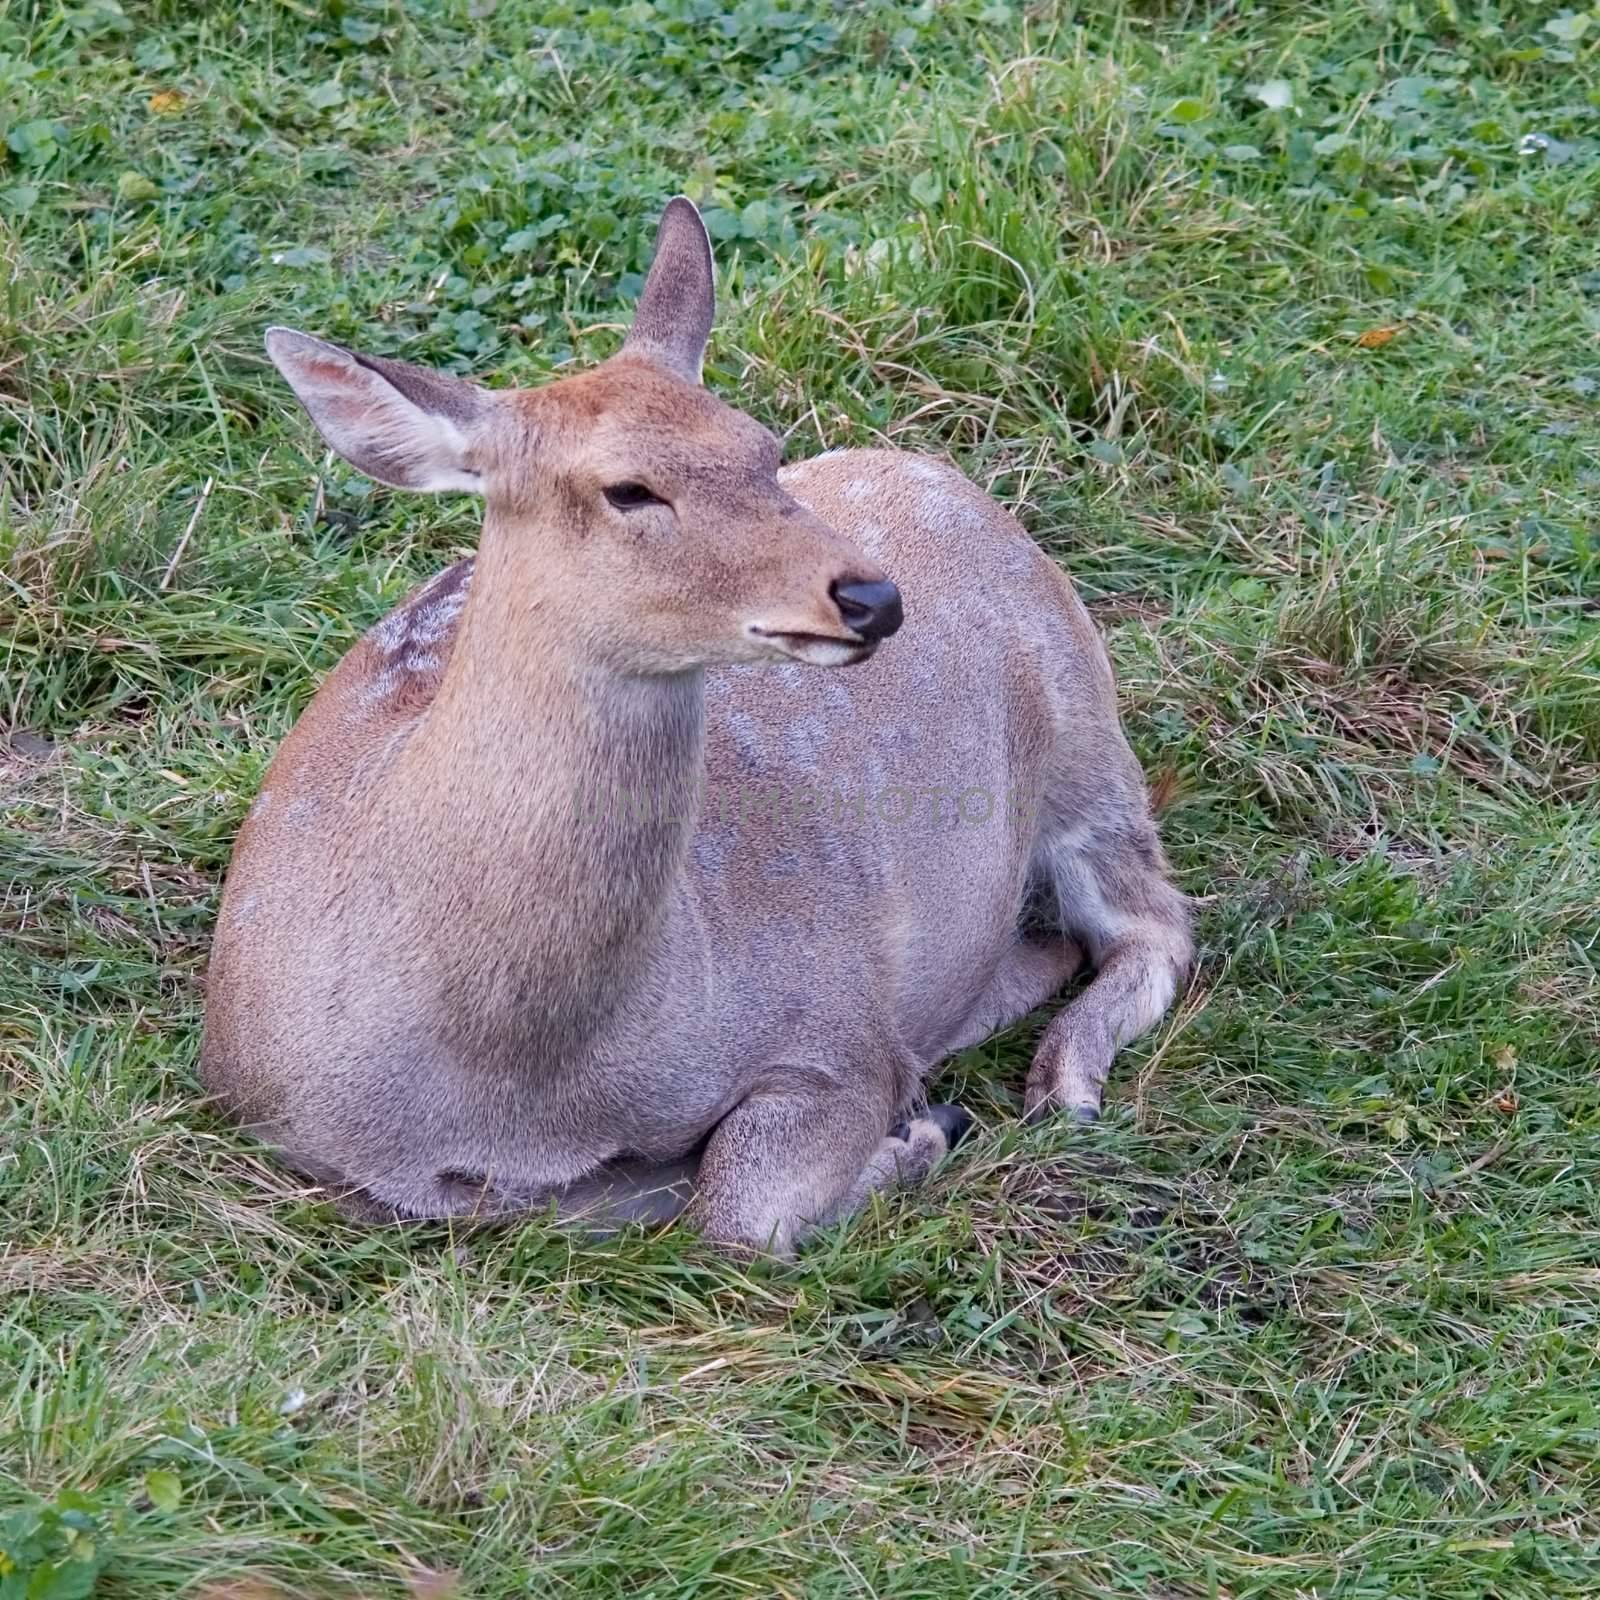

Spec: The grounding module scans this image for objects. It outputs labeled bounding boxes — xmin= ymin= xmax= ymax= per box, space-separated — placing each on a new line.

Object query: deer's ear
xmin=264 ymin=328 xmax=490 ymax=493
xmin=620 ymin=196 xmax=715 ymax=383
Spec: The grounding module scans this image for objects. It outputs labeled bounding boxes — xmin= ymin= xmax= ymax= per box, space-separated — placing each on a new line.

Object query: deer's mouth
xmin=750 ymin=627 xmax=877 ymax=668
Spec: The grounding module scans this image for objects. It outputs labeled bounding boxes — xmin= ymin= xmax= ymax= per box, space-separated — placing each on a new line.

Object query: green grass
xmin=4 ymin=0 xmax=1600 ymax=1594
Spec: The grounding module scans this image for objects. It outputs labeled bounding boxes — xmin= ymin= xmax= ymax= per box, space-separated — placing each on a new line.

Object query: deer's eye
xmin=603 ymin=482 xmax=666 ymax=511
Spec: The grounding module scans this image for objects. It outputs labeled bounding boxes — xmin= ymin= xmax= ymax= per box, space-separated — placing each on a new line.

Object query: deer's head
xmin=265 ymin=199 xmax=901 ymax=674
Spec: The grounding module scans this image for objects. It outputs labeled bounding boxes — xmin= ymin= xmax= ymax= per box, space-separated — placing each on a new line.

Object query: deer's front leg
xmin=689 ymin=1068 xmax=969 ymax=1258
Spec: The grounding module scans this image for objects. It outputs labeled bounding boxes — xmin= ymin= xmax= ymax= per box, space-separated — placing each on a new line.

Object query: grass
xmin=3 ymin=0 xmax=1600 ymax=1594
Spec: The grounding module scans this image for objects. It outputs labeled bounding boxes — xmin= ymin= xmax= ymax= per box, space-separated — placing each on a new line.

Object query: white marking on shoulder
xmin=405 ymin=651 xmax=442 ymax=674
xmin=369 ymin=564 xmax=475 ymax=656
xmin=843 ymin=478 xmax=872 ymax=502
xmin=360 ymin=664 xmax=405 ymax=706
xmin=408 ymin=589 xmax=468 ymax=645
xmin=369 ymin=609 xmax=409 ymax=651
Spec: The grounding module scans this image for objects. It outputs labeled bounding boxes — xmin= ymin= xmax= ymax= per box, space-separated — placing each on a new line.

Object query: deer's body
xmin=202 ymin=202 xmax=1191 ymax=1253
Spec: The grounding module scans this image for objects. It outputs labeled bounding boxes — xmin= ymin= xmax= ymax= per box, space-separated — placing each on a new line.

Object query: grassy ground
xmin=3 ymin=0 xmax=1599 ymax=1594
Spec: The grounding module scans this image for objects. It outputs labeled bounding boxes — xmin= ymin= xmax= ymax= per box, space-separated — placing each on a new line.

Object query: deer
xmin=200 ymin=198 xmax=1192 ymax=1257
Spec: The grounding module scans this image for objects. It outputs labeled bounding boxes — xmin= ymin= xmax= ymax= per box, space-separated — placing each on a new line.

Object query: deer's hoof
xmin=925 ymin=1103 xmax=974 ymax=1149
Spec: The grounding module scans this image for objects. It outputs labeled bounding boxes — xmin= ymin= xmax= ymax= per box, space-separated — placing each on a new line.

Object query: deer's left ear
xmin=619 ymin=197 xmax=715 ymax=383
xmin=265 ymin=328 xmax=491 ymax=494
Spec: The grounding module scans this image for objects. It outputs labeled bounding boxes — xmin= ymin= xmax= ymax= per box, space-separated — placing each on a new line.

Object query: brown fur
xmin=201 ymin=199 xmax=1192 ymax=1255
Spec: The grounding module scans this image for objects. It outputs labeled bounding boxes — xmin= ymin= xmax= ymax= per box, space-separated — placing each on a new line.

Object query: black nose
xmin=830 ymin=576 xmax=903 ymax=643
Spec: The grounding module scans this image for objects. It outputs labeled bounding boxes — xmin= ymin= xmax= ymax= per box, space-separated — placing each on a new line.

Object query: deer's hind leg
xmin=689 ymin=1066 xmax=970 ymax=1258
xmin=940 ymin=935 xmax=1086 ymax=1056
xmin=1023 ymin=814 xmax=1192 ymax=1123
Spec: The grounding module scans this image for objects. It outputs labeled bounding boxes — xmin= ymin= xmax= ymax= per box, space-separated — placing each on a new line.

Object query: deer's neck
xmin=400 ymin=536 xmax=705 ymax=1064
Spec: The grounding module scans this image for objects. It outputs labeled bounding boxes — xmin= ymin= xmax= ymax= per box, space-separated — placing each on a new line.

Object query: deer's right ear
xmin=620 ymin=197 xmax=715 ymax=383
xmin=264 ymin=328 xmax=489 ymax=494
